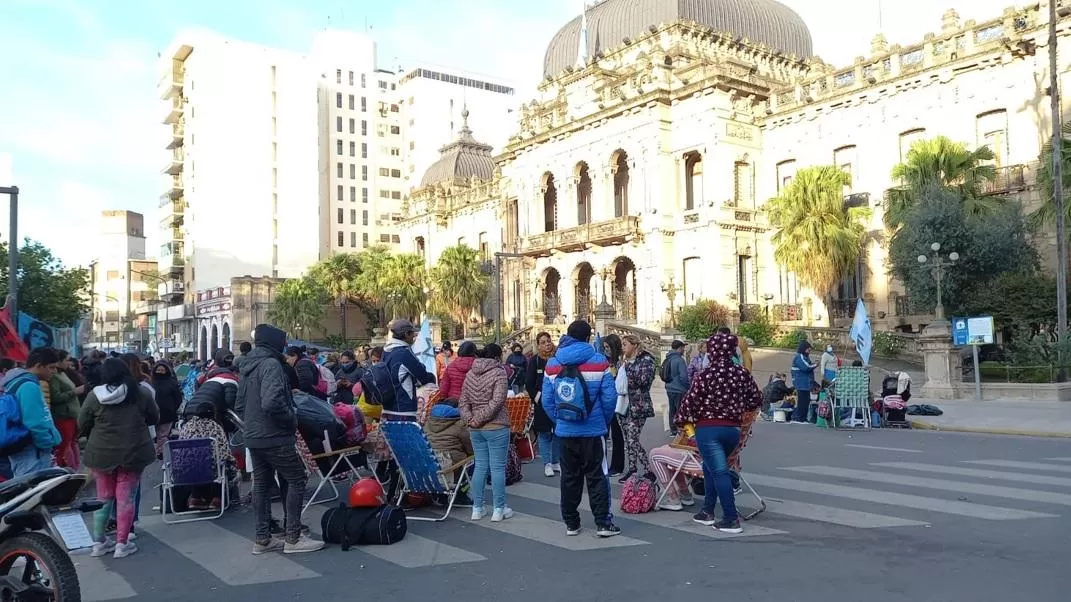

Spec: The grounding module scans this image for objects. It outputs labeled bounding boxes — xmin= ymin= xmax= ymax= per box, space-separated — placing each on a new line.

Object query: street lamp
xmin=0 ymin=186 xmax=19 ymax=315
xmin=661 ymin=276 xmax=679 ymax=329
xmin=917 ymin=242 xmax=959 ymax=320
xmin=1050 ymin=0 xmax=1070 ymax=377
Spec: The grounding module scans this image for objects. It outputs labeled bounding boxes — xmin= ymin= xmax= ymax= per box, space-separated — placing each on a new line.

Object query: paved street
xmin=74 ymin=420 xmax=1071 ymax=602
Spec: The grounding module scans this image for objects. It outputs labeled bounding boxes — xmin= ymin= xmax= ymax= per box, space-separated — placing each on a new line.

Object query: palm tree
xmin=1031 ymin=120 xmax=1071 ymax=232
xmin=310 ymin=253 xmax=361 ymax=341
xmin=381 ymin=253 xmax=428 ymax=321
xmin=267 ymin=277 xmax=327 ymax=339
xmin=766 ymin=165 xmax=872 ymax=303
xmin=886 ymin=136 xmax=1000 ymax=229
xmin=352 ymin=245 xmax=392 ymax=324
xmin=428 ymin=245 xmax=488 ymax=336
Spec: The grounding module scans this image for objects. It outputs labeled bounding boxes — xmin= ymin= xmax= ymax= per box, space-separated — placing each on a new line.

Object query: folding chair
xmin=379 ymin=413 xmax=473 ymax=522
xmin=505 ymin=393 xmax=535 ymax=463
xmin=832 ymin=366 xmax=872 ymax=430
xmin=160 ymin=437 xmax=228 ymax=524
xmin=296 ymin=431 xmax=370 ymax=514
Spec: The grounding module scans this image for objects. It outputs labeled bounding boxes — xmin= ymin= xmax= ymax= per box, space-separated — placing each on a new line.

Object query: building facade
xmin=87 ymin=211 xmax=158 ymax=350
xmin=400 ymin=0 xmax=1070 ymax=335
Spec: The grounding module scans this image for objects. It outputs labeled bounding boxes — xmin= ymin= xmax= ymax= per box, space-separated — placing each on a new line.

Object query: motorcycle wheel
xmin=0 ymin=532 xmax=80 ymax=602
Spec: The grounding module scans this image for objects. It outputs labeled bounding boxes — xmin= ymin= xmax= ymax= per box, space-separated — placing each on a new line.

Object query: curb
xmin=909 ymin=419 xmax=1071 ymax=439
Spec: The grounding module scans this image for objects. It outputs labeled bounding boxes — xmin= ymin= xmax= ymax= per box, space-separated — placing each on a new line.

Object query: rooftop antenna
xmin=877 ymin=0 xmax=883 ymax=31
xmin=576 ymin=1 xmax=589 ymax=69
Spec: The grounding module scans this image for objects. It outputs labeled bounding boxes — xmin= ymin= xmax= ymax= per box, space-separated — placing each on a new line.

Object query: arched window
xmin=612 ymin=150 xmax=629 ymax=217
xmin=542 ymin=173 xmax=557 ymax=232
xmin=576 ymin=162 xmax=592 ymax=225
xmin=684 ymin=151 xmax=703 ymax=210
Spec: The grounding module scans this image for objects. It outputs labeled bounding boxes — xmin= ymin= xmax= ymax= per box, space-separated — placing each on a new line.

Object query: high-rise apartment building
xmin=87 ymin=211 xmax=157 ymax=351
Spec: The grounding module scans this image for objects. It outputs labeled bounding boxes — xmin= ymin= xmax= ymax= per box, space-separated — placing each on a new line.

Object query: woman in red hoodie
xmin=673 ymin=332 xmax=762 ymax=534
xmin=438 ymin=341 xmax=478 ymax=401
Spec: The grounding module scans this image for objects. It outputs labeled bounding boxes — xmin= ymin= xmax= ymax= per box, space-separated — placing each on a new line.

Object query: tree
xmin=1030 ymin=120 xmax=1071 ymax=231
xmin=676 ymin=299 xmax=732 ymax=342
xmin=351 ymin=245 xmax=392 ymax=325
xmin=889 ymin=184 xmax=1036 ymax=317
xmin=428 ymin=245 xmax=488 ymax=335
xmin=886 ymin=136 xmax=1001 ymax=229
xmin=380 ymin=253 xmax=428 ymax=321
xmin=964 ymin=271 xmax=1061 ymax=333
xmin=310 ymin=253 xmax=362 ymax=341
xmin=0 ymin=239 xmax=90 ymax=326
xmin=267 ymin=276 xmax=327 ymax=340
xmin=766 ymin=166 xmax=871 ymax=303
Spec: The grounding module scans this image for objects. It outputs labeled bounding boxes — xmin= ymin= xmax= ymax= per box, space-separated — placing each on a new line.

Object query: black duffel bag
xmin=320 ymin=504 xmax=407 ymax=549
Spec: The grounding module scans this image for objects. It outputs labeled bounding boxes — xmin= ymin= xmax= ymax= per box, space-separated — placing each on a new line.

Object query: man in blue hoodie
xmin=1 ymin=347 xmax=62 ymax=477
xmin=382 ymin=319 xmax=436 ymax=414
xmin=542 ymin=320 xmax=620 ymax=537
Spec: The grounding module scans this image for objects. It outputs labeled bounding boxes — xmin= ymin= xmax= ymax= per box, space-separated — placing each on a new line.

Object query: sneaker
xmin=713 ymin=518 xmax=743 ymax=534
xmin=90 ymin=539 xmax=115 ymax=557
xmin=187 ymin=497 xmax=208 ymax=510
xmin=789 ymin=420 xmax=808 ymax=425
xmin=551 ymin=463 xmax=561 ymax=474
xmin=491 ymin=507 xmax=514 ymax=522
xmin=733 ymin=486 xmax=743 ymax=495
xmin=596 ymin=523 xmax=621 ymax=538
xmin=470 ymin=507 xmax=486 ymax=521
xmin=693 ymin=511 xmax=717 ymax=526
xmin=208 ymin=498 xmax=222 ymax=510
xmin=658 ymin=499 xmax=684 ymax=511
xmin=252 ymin=538 xmax=284 ymax=555
xmin=565 ymin=525 xmax=582 ymax=536
xmin=544 ymin=464 xmax=555 ymax=477
xmin=283 ymin=535 xmax=325 ymax=554
xmin=113 ymin=542 xmax=138 ymax=558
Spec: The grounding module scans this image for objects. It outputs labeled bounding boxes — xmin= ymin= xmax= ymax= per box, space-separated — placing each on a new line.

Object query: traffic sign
xmin=952 ymin=316 xmax=994 ymax=347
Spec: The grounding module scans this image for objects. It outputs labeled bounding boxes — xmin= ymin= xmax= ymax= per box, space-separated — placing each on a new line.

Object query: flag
xmin=412 ymin=318 xmax=437 ymax=377
xmin=848 ymin=298 xmax=873 ymax=365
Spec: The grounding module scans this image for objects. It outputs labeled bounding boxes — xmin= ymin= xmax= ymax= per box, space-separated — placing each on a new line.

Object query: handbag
xmin=614 ymin=367 xmax=630 ymax=416
xmin=320 ymin=503 xmax=407 ymax=549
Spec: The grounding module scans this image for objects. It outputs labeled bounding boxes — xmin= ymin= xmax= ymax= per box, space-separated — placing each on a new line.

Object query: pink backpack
xmin=332 ymin=402 xmax=366 ymax=445
xmin=620 ymin=474 xmax=657 ymax=514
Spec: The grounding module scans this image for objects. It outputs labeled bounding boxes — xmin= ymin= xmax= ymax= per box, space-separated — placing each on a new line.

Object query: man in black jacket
xmin=236 ymin=325 xmax=323 ymax=555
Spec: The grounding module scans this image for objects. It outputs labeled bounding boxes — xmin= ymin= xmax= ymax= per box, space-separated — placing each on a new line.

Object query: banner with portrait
xmin=18 ymin=312 xmax=79 ymax=356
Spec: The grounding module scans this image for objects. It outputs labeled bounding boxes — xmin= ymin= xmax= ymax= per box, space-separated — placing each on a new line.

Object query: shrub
xmin=677 ymin=299 xmax=732 ymax=342
xmin=872 ymin=331 xmax=906 ymax=358
xmin=774 ymin=329 xmax=808 ymax=349
xmin=738 ymin=313 xmax=777 ymax=346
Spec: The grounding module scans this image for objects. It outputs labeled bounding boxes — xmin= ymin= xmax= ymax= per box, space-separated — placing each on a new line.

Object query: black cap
xmin=390 ymin=319 xmax=417 ymax=339
xmin=671 ymin=340 xmax=686 ymax=350
xmin=566 ymin=320 xmax=592 ymax=342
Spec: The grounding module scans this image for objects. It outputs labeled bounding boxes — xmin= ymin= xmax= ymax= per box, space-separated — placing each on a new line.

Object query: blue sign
xmin=952 ymin=316 xmax=994 ymax=347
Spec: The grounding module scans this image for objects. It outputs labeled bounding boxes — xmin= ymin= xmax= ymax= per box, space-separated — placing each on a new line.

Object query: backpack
xmin=659 ymin=358 xmax=672 ymax=383
xmin=506 ymin=440 xmax=523 ymax=485
xmin=332 ymin=402 xmax=366 ymax=445
xmin=359 ymin=363 xmax=396 ymax=409
xmin=554 ymin=365 xmax=593 ymax=423
xmin=320 ymin=503 xmax=407 ymax=549
xmin=817 ymin=398 xmax=832 ymax=420
xmin=620 ymin=473 xmax=657 ymax=514
xmin=0 ymin=379 xmax=32 ymax=454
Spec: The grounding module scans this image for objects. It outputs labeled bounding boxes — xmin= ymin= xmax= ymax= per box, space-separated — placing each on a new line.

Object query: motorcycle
xmin=0 ymin=467 xmax=102 ymax=602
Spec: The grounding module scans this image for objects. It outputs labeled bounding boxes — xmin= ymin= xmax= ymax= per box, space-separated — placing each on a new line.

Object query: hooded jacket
xmin=674 ymin=333 xmax=763 ymax=428
xmin=152 ymin=362 xmax=183 ymax=424
xmin=458 ymin=358 xmax=510 ymax=430
xmin=335 ymin=360 xmax=365 ymax=384
xmin=78 ymin=382 xmax=159 ymax=472
xmin=623 ymin=350 xmax=656 ymax=419
xmin=183 ymin=365 xmax=238 ymax=425
xmin=1 ymin=369 xmax=61 ymax=452
xmin=541 ymin=335 xmax=617 ymax=438
xmin=425 ymin=402 xmax=473 ymax=466
xmin=383 ymin=337 xmax=436 ymax=412
xmin=662 ymin=349 xmax=691 ymax=396
xmin=236 ymin=325 xmax=298 ymax=449
xmin=791 ymin=341 xmax=817 ymax=390
xmin=437 ymin=355 xmax=475 ymax=401
xmin=48 ymin=371 xmax=81 ymax=421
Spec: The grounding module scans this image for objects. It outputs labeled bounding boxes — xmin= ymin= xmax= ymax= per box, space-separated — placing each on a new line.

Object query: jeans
xmin=92 ymin=468 xmax=141 ymax=544
xmin=537 ymin=431 xmax=560 ymax=466
xmin=251 ymin=445 xmax=307 ymax=544
xmin=792 ymin=388 xmax=811 ymax=422
xmin=8 ymin=445 xmax=54 ymax=478
xmin=469 ymin=427 xmax=510 ymax=510
xmin=666 ymin=391 xmax=684 ymax=433
xmin=694 ymin=425 xmax=741 ymax=522
xmin=559 ymin=436 xmax=612 ymax=528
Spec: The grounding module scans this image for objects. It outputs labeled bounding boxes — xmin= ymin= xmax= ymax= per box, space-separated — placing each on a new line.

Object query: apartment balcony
xmin=166 ymin=121 xmax=185 ymax=150
xmin=981 ymin=163 xmax=1035 ymax=196
xmin=158 ymin=279 xmax=185 ymax=301
xmin=160 ymin=242 xmax=185 ymax=273
xmin=163 ymin=175 xmax=183 ymax=200
xmin=521 ymin=215 xmax=641 ymax=257
xmin=158 ymin=69 xmax=184 ymax=101
xmin=170 ymin=226 xmax=184 ymax=242
xmin=163 ymin=96 xmax=185 ymax=125
xmin=163 ymin=147 xmax=184 ymax=175
xmin=159 ymin=210 xmax=183 ymax=231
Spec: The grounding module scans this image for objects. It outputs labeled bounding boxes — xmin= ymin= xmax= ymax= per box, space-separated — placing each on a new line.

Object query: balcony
xmin=521 ymin=216 xmax=641 ymax=257
xmin=170 ymin=226 xmax=184 ymax=241
xmin=159 ymin=69 xmax=184 ymax=101
xmin=158 ymin=279 xmax=185 ymax=299
xmin=166 ymin=121 xmax=184 ymax=150
xmin=163 ymin=148 xmax=184 ymax=175
xmin=829 ymin=298 xmax=857 ymax=320
xmin=164 ymin=175 xmax=183 ymax=200
xmin=981 ymin=163 xmax=1033 ymax=196
xmin=159 ymin=210 xmax=183 ymax=231
xmin=160 ymin=242 xmax=185 ymax=272
xmin=163 ymin=96 xmax=185 ymax=125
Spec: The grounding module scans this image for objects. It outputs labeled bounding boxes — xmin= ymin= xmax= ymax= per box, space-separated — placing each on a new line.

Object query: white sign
xmin=52 ymin=512 xmax=95 ymax=550
xmin=966 ymin=316 xmax=995 ymax=345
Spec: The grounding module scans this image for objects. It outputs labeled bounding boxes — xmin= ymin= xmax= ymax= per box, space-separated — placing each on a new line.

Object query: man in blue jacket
xmin=382 ymin=319 xmax=435 ymax=414
xmin=542 ymin=320 xmax=620 ymax=538
xmin=1 ymin=347 xmax=62 ymax=477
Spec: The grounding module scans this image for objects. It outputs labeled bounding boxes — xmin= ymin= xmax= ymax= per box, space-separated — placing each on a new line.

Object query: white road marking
xmin=844 ymin=444 xmax=922 ymax=454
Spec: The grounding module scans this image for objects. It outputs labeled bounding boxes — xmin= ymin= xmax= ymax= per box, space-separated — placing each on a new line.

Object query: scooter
xmin=0 ymin=467 xmax=102 ymax=602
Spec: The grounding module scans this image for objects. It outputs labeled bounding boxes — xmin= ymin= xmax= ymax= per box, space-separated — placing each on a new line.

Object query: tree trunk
xmin=339 ymin=299 xmax=348 ymax=342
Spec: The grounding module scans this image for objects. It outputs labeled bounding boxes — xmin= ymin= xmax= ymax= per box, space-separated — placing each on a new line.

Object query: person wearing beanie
xmin=382 ymin=319 xmax=436 ymax=414
xmin=541 ymin=320 xmax=621 ymax=538
xmin=236 ymin=324 xmax=323 ymax=555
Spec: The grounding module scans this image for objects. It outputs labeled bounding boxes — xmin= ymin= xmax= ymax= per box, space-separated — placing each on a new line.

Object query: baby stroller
xmin=879 ymin=372 xmax=912 ymax=428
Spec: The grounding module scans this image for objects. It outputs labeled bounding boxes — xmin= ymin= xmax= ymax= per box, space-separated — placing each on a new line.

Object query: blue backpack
xmin=0 ymin=379 xmax=32 ymax=453
xmin=359 ymin=363 xmax=396 ymax=410
xmin=554 ymin=365 xmax=594 ymax=423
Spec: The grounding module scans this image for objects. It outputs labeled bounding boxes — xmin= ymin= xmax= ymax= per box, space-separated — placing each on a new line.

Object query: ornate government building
xmin=400 ymin=0 xmax=1066 ymax=336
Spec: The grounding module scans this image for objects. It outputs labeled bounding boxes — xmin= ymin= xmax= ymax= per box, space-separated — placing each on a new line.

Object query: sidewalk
xmin=907 ymin=399 xmax=1071 ymax=438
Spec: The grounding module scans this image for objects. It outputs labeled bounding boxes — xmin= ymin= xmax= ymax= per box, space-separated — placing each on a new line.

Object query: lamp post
xmin=493 ymin=251 xmax=526 ymax=343
xmin=917 ymin=242 xmax=959 ymax=320
xmin=0 ymin=186 xmax=19 ymax=316
xmin=1050 ymin=0 xmax=1070 ymax=378
xmin=660 ymin=276 xmax=679 ymax=329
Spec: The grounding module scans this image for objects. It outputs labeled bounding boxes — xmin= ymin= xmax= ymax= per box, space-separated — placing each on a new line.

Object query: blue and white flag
xmin=848 ymin=298 xmax=873 ymax=365
xmin=412 ymin=318 xmax=437 ymax=377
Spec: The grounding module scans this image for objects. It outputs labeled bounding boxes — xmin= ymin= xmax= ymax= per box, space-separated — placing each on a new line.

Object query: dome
xmin=419 ymin=108 xmax=495 ymax=189
xmin=543 ymin=0 xmax=813 ymax=79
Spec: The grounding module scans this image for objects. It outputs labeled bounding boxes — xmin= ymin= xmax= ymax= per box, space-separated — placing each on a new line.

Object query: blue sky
xmin=0 ymin=0 xmax=1013 ymax=268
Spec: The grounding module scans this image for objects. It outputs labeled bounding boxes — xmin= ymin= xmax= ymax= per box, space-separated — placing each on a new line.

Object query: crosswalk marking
xmin=138 ymin=515 xmax=321 ymax=585
xmin=844 ymin=444 xmax=922 ymax=454
xmin=74 ymin=555 xmax=138 ymax=602
xmin=761 ymin=499 xmax=929 ymax=528
xmin=1044 ymin=457 xmax=1071 ymax=462
xmin=745 ymin=473 xmax=1057 ymax=520
xmin=303 ymin=506 xmax=486 ymax=567
xmin=872 ymin=462 xmax=1071 ymax=487
xmin=784 ymin=466 xmax=1071 ymax=507
xmin=964 ymin=460 xmax=1071 ymax=474
xmin=460 ymin=508 xmax=649 ymax=549
xmin=507 ymin=481 xmax=787 ymax=539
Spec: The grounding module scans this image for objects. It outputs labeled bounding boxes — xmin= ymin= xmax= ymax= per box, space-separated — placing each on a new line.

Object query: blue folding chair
xmin=160 ymin=437 xmax=227 ymax=524
xmin=379 ymin=413 xmax=473 ymax=522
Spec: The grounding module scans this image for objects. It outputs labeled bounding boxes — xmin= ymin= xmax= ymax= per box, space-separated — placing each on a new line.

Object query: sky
xmin=0 ymin=0 xmax=1018 ymax=268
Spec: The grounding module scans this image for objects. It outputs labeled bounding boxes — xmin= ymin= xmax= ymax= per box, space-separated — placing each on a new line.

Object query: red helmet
xmin=348 ymin=478 xmax=385 ymax=508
